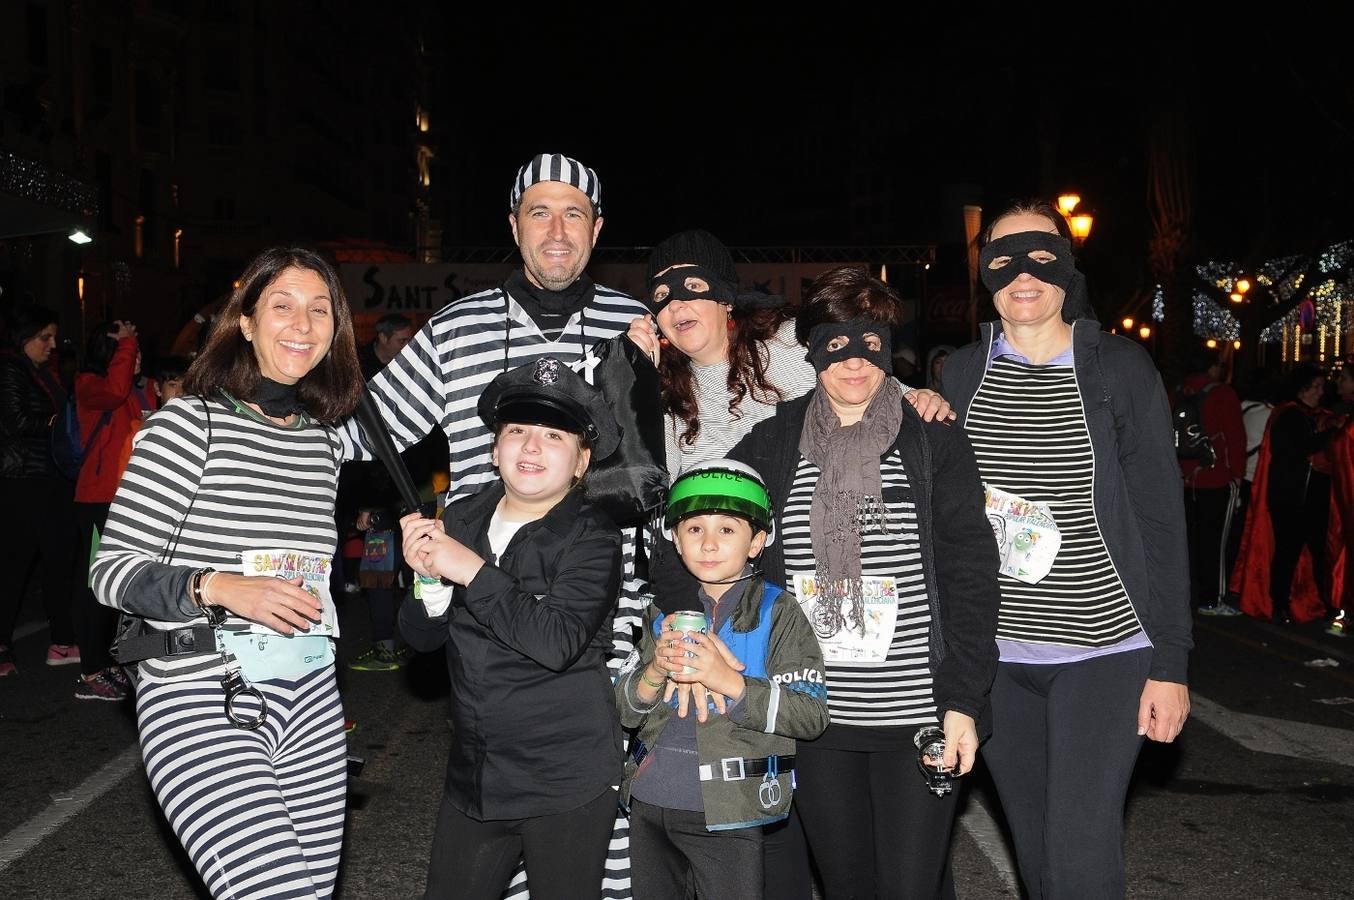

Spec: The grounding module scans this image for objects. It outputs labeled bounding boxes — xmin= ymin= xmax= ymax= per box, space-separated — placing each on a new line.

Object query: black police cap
xmin=477 ymin=357 xmax=621 ymax=460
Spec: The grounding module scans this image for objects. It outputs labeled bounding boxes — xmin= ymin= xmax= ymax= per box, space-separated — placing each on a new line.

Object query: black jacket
xmin=944 ymin=320 xmax=1192 ymax=684
xmin=727 ymin=389 xmax=1002 ymax=732
xmin=0 ymin=351 xmax=60 ymax=479
xmin=399 ymin=481 xmax=624 ymax=820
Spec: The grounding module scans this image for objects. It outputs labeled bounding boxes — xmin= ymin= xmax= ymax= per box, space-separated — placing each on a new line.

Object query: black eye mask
xmin=648 ymin=264 xmax=736 ymax=313
xmin=979 ymin=231 xmax=1077 ymax=295
xmin=806 ymin=318 xmax=893 ymax=374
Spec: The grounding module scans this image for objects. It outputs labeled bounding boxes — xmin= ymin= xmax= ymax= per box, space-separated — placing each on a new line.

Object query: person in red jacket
xmin=1176 ymin=347 xmax=1247 ymax=615
xmin=71 ymin=319 xmax=157 ymax=700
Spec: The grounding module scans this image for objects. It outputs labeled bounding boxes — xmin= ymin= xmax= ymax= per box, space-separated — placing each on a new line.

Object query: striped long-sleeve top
xmin=91 ymin=394 xmax=344 ymax=676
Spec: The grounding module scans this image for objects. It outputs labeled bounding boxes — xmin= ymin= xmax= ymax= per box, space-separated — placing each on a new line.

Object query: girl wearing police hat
xmin=398 ymin=357 xmax=625 ymax=900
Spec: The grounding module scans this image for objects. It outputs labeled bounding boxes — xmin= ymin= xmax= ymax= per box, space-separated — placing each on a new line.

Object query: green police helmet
xmin=665 ymin=459 xmax=773 ymax=538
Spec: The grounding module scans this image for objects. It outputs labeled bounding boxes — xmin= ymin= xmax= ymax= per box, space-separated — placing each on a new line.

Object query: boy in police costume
xmin=616 ymin=460 xmax=828 ymax=900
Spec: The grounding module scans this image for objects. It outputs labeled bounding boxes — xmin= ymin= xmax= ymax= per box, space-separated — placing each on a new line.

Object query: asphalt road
xmin=2 ymin=595 xmax=1352 ymax=899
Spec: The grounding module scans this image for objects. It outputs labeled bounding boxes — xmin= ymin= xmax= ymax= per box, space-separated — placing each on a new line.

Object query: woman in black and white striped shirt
xmin=728 ymin=267 xmax=1001 ymax=900
xmin=92 ymin=247 xmax=364 ymax=900
xmin=944 ymin=203 xmax=1191 ymax=900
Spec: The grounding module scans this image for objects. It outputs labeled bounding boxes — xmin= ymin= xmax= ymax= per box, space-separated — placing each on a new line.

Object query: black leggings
xmin=1269 ymin=475 xmax=1332 ymax=618
xmin=795 ymin=741 xmax=959 ymax=900
xmin=983 ymin=649 xmax=1151 ymax=900
xmin=424 ymin=787 xmax=617 ymax=900
xmin=0 ymin=475 xmax=75 ymax=646
xmin=74 ymin=502 xmax=118 ymax=674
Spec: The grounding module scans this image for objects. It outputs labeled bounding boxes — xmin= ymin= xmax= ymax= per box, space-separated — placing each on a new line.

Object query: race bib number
xmin=983 ymin=485 xmax=1062 ymax=585
xmin=793 ymin=574 xmax=898 ymax=663
xmin=239 ymin=548 xmax=339 ymax=637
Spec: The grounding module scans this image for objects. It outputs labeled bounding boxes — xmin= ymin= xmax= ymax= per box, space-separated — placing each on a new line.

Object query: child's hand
xmin=657 ymin=629 xmax=746 ymax=704
xmin=400 ymin=512 xmax=485 ymax=586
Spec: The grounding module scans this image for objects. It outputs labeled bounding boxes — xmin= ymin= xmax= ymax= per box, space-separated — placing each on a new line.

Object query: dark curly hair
xmin=662 ymin=306 xmax=796 ymax=448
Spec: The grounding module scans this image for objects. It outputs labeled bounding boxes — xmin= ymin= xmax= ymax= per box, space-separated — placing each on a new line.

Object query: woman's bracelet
xmin=190 ymin=567 xmax=216 ymax=610
xmin=200 ymin=571 xmax=219 ymax=606
xmin=639 ymin=667 xmax=668 ymax=690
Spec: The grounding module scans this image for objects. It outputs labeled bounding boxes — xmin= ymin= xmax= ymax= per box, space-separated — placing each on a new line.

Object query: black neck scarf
xmin=247 ymin=376 xmax=302 ymax=418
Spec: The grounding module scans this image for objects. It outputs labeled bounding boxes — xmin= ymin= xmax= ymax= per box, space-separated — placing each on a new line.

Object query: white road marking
xmin=959 ymin=794 xmax=1020 ymax=893
xmin=0 ymin=744 xmax=143 ymax=872
xmin=1189 ymin=694 xmax=1354 ymax=768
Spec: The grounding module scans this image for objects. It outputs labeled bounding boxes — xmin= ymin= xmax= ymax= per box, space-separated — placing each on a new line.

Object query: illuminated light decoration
xmin=1206 ymin=338 xmax=1218 ymax=349
xmin=0 ymin=150 xmax=100 ymax=215
xmin=1320 ymin=324 xmax=1328 ymax=361
xmin=1138 ymin=325 xmax=1151 ymax=340
xmin=68 ymin=228 xmax=92 ymax=244
xmin=1230 ymin=292 xmax=1244 ymax=303
xmin=1152 ymin=286 xmax=1165 ymax=322
xmin=1057 ymin=194 xmax=1081 ymax=216
xmin=1202 ymin=246 xmax=1353 ymax=347
xmin=1122 ymin=317 xmax=1135 ymax=331
xmin=1233 ymin=340 xmax=1242 ymax=350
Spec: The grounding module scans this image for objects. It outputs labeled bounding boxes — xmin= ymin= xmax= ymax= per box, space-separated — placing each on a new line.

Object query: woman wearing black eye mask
xmin=625 ymin=232 xmax=957 ymax=899
xmin=723 ymin=266 xmax=1001 ymax=900
xmin=942 ymin=202 xmax=1191 ymax=899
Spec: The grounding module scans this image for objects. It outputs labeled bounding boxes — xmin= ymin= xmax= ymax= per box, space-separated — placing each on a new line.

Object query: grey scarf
xmin=798 ymin=378 xmax=903 ymax=629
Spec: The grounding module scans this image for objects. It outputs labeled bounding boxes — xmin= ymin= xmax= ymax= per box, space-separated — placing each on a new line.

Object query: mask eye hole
xmin=653 ymin=284 xmax=670 ymax=304
xmin=987 ymin=255 xmax=1012 ymax=270
xmin=683 ymin=276 xmax=709 ymax=292
xmin=863 ymin=333 xmax=882 ymax=351
xmin=825 ymin=335 xmax=850 ymax=352
xmin=1028 ymin=250 xmax=1057 ymax=264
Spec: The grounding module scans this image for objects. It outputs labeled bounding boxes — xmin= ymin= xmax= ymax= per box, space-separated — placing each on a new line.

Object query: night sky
xmin=426 ymin=14 xmax=1352 ymax=287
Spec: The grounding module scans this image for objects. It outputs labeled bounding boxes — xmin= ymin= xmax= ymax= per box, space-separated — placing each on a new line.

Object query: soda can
xmin=669 ymin=610 xmax=708 ymax=674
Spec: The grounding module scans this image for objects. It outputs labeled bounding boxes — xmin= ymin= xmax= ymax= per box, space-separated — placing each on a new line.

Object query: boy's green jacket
xmin=616 ymin=577 xmax=829 ymax=830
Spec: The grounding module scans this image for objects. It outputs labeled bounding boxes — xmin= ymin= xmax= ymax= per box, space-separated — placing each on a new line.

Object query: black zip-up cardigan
xmin=399 ymin=481 xmax=624 ymax=820
xmin=727 ymin=389 xmax=1002 ymax=731
xmin=943 ymin=319 xmax=1192 ymax=684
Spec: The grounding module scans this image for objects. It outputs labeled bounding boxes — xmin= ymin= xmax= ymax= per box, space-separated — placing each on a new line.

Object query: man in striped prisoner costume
xmin=338 ymin=153 xmax=646 ymax=899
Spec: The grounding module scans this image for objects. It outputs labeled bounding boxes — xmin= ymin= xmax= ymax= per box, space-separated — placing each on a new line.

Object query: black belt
xmin=115 ymin=625 xmax=218 ymax=664
xmin=698 ymin=755 xmax=796 ymax=782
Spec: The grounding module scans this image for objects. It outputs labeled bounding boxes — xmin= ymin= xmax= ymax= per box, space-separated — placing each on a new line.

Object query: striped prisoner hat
xmin=509 ymin=153 xmax=602 ymax=215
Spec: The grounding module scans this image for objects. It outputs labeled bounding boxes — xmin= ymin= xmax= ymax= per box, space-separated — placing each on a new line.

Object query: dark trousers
xmin=424 ymin=787 xmax=617 ymax=900
xmin=629 ymin=799 xmax=764 ymax=900
xmin=367 ymin=587 xmax=397 ymax=642
xmin=74 ymin=502 xmax=118 ymax=674
xmin=1223 ymin=480 xmax=1251 ymax=600
xmin=0 ymin=475 xmax=75 ymax=645
xmin=763 ymin=807 xmax=813 ymax=900
xmin=1269 ymin=473 xmax=1333 ymax=618
xmin=983 ymin=650 xmax=1151 ymax=900
xmin=795 ymin=742 xmax=959 ymax=900
xmin=1185 ymin=482 xmax=1240 ymax=605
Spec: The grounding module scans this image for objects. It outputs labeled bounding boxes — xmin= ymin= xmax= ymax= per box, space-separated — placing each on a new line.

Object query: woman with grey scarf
xmin=726 ymin=266 xmax=1001 ymax=900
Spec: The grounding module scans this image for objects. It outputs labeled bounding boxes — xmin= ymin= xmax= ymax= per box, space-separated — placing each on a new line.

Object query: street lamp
xmin=1055 ymin=193 xmax=1093 ymax=248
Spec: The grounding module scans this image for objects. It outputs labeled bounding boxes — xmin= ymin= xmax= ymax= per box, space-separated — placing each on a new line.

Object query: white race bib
xmin=983 ymin=485 xmax=1062 ymax=585
xmin=239 ymin=548 xmax=339 ymax=637
xmin=793 ymin=574 xmax=898 ymax=663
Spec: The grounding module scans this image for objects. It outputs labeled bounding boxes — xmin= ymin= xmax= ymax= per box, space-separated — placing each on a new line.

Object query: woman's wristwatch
xmin=190 ymin=567 xmax=227 ymax=627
